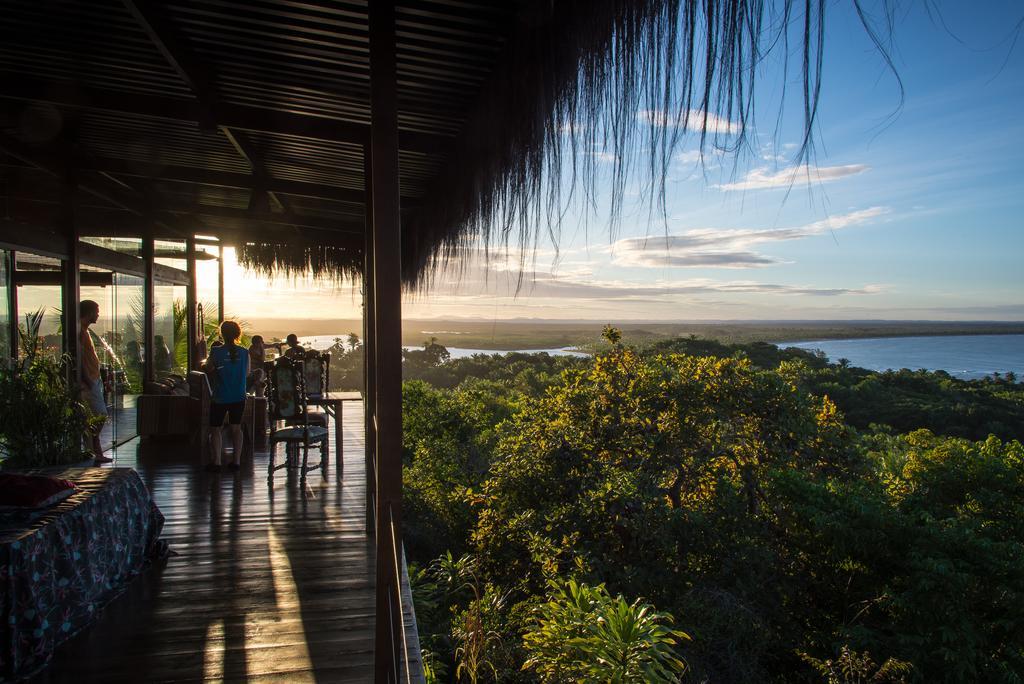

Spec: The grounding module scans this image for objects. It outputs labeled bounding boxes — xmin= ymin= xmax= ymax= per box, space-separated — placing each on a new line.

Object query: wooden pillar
xmin=60 ymin=180 xmax=80 ymax=385
xmin=363 ymin=145 xmax=377 ymax=536
xmin=370 ymin=1 xmax=403 ymax=680
xmin=217 ymin=244 xmax=225 ymax=323
xmin=186 ymin=236 xmax=198 ymax=371
xmin=143 ymin=236 xmax=155 ymax=386
xmin=7 ymin=250 xmax=18 ymax=360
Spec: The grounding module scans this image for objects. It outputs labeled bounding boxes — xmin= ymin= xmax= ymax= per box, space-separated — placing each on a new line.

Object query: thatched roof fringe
xmin=237 ymin=240 xmax=362 ymax=284
xmin=404 ymin=0 xmax=890 ymax=289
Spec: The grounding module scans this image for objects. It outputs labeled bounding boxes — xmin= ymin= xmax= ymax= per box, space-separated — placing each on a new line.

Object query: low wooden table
xmin=307 ymin=391 xmax=361 ymax=477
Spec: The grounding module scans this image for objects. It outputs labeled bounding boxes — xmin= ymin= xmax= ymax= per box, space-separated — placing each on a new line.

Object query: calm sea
xmin=780 ymin=334 xmax=1024 ymax=380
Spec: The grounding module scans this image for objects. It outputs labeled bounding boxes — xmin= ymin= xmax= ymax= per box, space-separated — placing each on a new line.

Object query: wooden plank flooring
xmin=30 ymin=401 xmax=420 ymax=683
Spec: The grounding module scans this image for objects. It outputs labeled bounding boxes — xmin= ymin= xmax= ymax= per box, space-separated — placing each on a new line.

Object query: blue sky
xmin=218 ymin=2 xmax=1024 ymax=323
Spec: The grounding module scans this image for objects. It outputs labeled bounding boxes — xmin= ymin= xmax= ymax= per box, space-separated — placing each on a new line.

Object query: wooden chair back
xmin=265 ymin=356 xmax=308 ymax=423
xmin=302 ymin=350 xmax=330 ymax=398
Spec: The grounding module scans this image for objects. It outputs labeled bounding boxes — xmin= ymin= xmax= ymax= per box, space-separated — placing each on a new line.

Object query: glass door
xmin=80 ymin=276 xmax=116 ymax=451
xmin=113 ymin=273 xmax=145 ymax=446
xmin=79 ymin=271 xmax=145 ymax=451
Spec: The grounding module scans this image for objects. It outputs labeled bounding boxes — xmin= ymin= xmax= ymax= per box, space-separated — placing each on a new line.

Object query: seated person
xmin=154 ymin=335 xmax=172 ymax=373
xmin=247 ymin=335 xmax=267 ymax=397
xmin=203 ymin=322 xmax=248 ymax=473
xmin=276 ymin=333 xmax=306 ymax=359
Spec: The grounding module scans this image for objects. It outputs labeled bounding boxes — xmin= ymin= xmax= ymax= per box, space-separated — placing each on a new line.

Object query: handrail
xmin=388 ymin=502 xmax=412 ymax=684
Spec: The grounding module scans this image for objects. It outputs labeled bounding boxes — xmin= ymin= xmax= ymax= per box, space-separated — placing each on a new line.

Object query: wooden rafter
xmin=0 ymin=155 xmax=368 ymax=204
xmin=120 ymin=0 xmax=288 ymax=217
xmin=0 ymin=76 xmax=447 ymax=156
xmin=0 ymin=130 xmax=185 ymax=237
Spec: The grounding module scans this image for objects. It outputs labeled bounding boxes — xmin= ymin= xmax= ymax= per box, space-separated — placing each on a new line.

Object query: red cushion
xmin=0 ymin=473 xmax=78 ymax=508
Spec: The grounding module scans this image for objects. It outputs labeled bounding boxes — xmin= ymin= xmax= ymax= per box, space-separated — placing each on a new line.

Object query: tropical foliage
xmin=0 ymin=309 xmax=95 ymax=467
xmin=402 ymin=330 xmax=1024 ymax=682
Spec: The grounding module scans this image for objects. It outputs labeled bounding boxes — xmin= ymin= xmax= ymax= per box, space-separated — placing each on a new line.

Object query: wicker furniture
xmin=138 ymin=372 xmax=256 ymax=460
xmin=136 ymin=371 xmax=209 ymax=446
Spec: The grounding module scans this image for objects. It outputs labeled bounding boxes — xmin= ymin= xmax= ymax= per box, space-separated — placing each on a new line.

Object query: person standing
xmin=79 ymin=300 xmax=112 ymax=464
xmin=204 ymin=320 xmax=249 ymax=472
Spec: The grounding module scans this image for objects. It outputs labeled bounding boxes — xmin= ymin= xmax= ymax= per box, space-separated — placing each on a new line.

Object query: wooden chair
xmin=265 ymin=357 xmax=327 ymax=481
xmin=289 ymin=350 xmax=330 ymax=428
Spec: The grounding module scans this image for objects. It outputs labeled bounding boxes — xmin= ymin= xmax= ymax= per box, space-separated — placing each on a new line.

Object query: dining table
xmin=307 ymin=391 xmax=362 ymax=476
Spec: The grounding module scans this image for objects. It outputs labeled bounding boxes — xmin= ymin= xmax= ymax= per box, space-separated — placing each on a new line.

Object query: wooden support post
xmin=186 ymin=236 xmax=198 ymax=371
xmin=370 ymin=1 xmax=403 ymax=681
xmin=217 ymin=244 xmax=225 ymax=323
xmin=363 ymin=144 xmax=377 ymax=536
xmin=143 ymin=236 xmax=155 ymax=386
xmin=7 ymin=250 xmax=17 ymax=360
xmin=60 ymin=178 xmax=80 ymax=386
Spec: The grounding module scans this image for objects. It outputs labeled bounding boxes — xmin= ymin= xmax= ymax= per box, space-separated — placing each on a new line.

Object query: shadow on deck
xmin=30 ymin=401 xmax=421 ymax=683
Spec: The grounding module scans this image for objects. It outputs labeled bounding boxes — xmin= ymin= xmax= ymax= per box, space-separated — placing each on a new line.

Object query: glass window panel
xmin=153 ymin=282 xmax=187 ymax=379
xmin=16 ymin=281 xmax=62 ymax=359
xmin=80 ymin=237 xmax=143 ymax=256
xmin=155 ymin=239 xmax=187 ymax=270
xmin=0 ymin=251 xmax=8 ymax=357
xmin=196 ymin=243 xmax=221 ymax=320
xmin=114 ymin=273 xmax=144 ymax=445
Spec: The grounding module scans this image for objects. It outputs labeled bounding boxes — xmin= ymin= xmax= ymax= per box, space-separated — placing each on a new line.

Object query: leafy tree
xmin=473 ymin=341 xmax=848 ymax=596
xmin=403 ymin=381 xmax=516 ymax=560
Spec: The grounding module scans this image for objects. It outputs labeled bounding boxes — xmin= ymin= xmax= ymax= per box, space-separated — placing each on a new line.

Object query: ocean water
xmin=296 ymin=334 xmax=588 ymax=359
xmin=780 ymin=334 xmax=1024 ymax=380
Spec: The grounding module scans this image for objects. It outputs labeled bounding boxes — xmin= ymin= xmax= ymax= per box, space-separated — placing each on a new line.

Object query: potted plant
xmin=0 ymin=309 xmax=97 ymax=469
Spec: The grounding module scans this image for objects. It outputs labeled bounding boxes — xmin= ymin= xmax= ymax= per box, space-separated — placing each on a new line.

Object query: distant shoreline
xmin=251 ymin=319 xmax=1024 ymax=351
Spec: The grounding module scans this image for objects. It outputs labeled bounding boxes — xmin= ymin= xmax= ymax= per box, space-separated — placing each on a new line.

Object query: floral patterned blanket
xmin=0 ymin=467 xmax=164 ymax=680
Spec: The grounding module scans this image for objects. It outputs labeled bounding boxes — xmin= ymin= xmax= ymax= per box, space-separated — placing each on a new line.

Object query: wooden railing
xmin=387 ymin=502 xmax=412 ymax=684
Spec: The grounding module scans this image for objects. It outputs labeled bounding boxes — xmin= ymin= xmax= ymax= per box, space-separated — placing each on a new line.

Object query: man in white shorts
xmin=79 ymin=300 xmax=112 ymax=464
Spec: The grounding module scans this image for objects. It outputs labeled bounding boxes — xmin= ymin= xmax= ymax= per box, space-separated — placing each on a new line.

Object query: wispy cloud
xmin=638 ymin=109 xmax=741 ymax=135
xmin=609 ymin=207 xmax=888 ymax=269
xmin=717 ymin=163 xmax=869 ymax=191
xmin=429 ymin=265 xmax=882 ymax=302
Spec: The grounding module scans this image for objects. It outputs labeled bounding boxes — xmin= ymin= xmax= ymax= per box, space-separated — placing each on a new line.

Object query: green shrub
xmin=522 ymin=579 xmax=688 ymax=683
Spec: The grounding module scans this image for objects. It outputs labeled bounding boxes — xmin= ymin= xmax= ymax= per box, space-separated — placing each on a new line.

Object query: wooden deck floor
xmin=31 ymin=401 xmax=419 ymax=683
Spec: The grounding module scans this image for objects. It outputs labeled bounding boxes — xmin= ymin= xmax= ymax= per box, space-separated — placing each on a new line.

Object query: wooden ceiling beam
xmin=120 ymin=0 xmax=292 ymax=218
xmin=2 ymin=151 xmax=368 ymax=204
xmin=160 ymin=205 xmax=364 ymax=236
xmin=0 ymin=130 xmax=186 ymax=237
xmin=0 ymin=76 xmax=446 ymax=155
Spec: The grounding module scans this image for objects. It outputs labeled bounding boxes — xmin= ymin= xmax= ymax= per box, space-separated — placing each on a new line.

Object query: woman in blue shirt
xmin=205 ymin=320 xmax=249 ymax=472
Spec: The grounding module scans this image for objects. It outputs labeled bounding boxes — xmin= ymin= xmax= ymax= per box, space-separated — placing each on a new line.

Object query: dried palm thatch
xmin=402 ymin=0 xmax=896 ymax=288
xmin=236 ymin=239 xmax=363 ymax=283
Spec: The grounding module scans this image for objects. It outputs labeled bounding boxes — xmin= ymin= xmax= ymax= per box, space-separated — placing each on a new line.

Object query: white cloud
xmin=674 ymin=150 xmax=703 ymax=164
xmin=427 ymin=264 xmax=882 ymax=302
xmin=609 ymin=207 xmax=888 ymax=269
xmin=637 ymin=109 xmax=741 ymax=135
xmin=717 ymin=163 xmax=869 ymax=191
xmin=592 ymin=151 xmax=618 ymax=164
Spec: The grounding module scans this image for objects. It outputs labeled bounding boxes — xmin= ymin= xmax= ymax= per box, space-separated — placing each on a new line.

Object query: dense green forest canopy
xmin=379 ymin=330 xmax=1024 ymax=682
